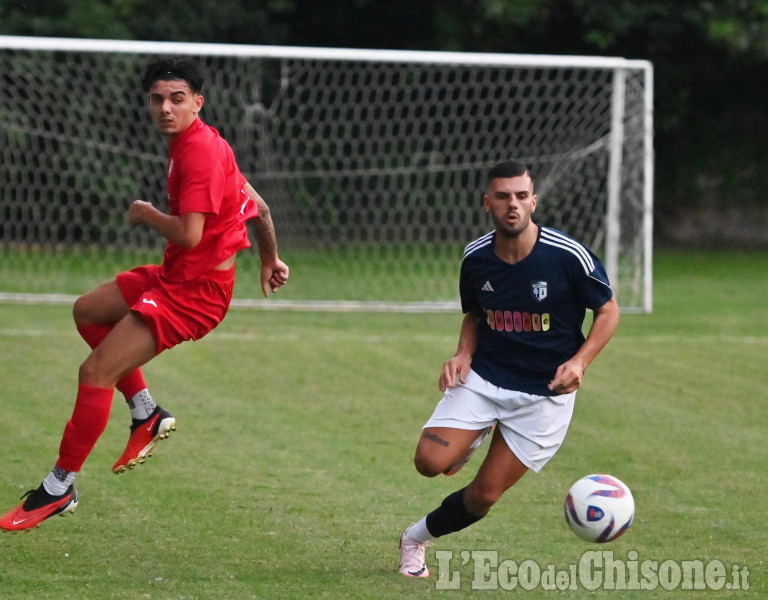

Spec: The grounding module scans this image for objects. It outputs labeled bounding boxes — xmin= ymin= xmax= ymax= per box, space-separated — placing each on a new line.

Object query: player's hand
xmin=548 ymin=359 xmax=585 ymax=394
xmin=439 ymin=353 xmax=471 ymax=392
xmin=128 ymin=200 xmax=152 ymax=226
xmin=260 ymin=258 xmax=290 ymax=296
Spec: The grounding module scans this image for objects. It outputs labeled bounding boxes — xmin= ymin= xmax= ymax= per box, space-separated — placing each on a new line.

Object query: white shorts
xmin=423 ymin=369 xmax=576 ymax=472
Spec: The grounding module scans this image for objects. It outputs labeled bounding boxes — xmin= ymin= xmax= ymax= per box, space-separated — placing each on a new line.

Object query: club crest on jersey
xmin=531 ymin=280 xmax=548 ymax=301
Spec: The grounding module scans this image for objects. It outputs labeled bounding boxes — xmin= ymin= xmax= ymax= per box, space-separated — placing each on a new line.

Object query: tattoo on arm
xmin=253 ymin=204 xmax=278 ymax=259
xmin=423 ymin=432 xmax=450 ymax=447
xmin=244 ymin=182 xmax=279 ymax=261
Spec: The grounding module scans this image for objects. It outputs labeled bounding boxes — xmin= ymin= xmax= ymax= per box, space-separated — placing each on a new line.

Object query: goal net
xmin=0 ymin=36 xmax=653 ymax=312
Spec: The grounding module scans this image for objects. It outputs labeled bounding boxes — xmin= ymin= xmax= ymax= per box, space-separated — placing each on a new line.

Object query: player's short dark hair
xmin=488 ymin=160 xmax=533 ymax=184
xmin=141 ymin=57 xmax=204 ymax=93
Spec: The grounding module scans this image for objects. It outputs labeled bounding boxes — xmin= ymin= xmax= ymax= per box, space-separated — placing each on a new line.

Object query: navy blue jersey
xmin=460 ymin=226 xmax=613 ymax=395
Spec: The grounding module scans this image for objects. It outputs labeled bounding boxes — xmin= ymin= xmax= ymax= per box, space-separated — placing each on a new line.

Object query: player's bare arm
xmin=244 ymin=182 xmax=290 ymax=296
xmin=128 ymin=200 xmax=205 ymax=248
xmin=548 ymin=296 xmax=620 ymax=394
xmin=439 ymin=310 xmax=482 ymax=392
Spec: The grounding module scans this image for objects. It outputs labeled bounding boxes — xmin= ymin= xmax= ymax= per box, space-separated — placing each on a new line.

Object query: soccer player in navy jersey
xmin=0 ymin=58 xmax=289 ymax=531
xmin=399 ymin=160 xmax=620 ymax=577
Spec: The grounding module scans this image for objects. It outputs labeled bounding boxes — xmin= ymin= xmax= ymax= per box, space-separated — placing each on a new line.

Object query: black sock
xmin=425 ymin=487 xmax=484 ymax=538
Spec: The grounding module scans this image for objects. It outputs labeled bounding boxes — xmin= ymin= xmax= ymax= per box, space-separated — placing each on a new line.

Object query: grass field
xmin=0 ymin=249 xmax=765 ymax=599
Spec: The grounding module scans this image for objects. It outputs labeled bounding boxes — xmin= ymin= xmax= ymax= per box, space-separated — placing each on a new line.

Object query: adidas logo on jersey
xmin=481 ymin=281 xmax=494 ymax=292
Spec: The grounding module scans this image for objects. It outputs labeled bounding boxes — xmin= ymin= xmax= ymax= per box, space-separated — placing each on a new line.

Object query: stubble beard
xmin=494 ymin=213 xmax=531 ymax=240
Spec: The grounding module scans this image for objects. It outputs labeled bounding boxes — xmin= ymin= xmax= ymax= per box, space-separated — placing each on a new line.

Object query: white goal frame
xmin=0 ymin=35 xmax=653 ymax=313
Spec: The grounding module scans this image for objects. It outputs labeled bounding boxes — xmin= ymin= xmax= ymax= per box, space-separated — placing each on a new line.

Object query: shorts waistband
xmin=203 ymin=266 xmax=236 ymax=281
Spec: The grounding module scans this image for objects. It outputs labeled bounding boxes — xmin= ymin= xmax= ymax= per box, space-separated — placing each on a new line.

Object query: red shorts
xmin=116 ymin=265 xmax=234 ymax=354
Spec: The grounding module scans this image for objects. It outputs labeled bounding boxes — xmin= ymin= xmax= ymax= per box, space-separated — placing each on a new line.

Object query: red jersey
xmin=161 ymin=118 xmax=258 ymax=282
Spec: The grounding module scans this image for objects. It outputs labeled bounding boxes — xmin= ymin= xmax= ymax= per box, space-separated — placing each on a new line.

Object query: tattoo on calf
xmin=424 ymin=432 xmax=450 ymax=447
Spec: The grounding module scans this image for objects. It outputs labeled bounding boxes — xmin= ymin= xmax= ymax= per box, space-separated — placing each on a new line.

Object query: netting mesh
xmin=0 ymin=42 xmax=652 ymax=310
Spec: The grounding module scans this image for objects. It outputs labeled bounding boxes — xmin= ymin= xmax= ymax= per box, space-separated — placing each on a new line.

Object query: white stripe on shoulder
xmin=587 ymin=273 xmax=613 ymax=290
xmin=463 ymin=231 xmax=494 ymax=257
xmin=540 ymin=228 xmax=596 ymax=274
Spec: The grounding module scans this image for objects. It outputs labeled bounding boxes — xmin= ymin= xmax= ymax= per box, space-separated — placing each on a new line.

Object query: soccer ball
xmin=564 ymin=474 xmax=634 ymax=543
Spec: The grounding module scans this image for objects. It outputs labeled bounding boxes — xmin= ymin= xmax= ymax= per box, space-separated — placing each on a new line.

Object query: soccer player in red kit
xmin=0 ymin=58 xmax=290 ymax=531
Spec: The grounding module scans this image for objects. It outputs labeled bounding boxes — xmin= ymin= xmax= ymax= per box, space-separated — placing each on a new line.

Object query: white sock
xmin=128 ymin=389 xmax=156 ymax=421
xmin=405 ymin=517 xmax=434 ymax=544
xmin=42 ymin=466 xmax=77 ymax=496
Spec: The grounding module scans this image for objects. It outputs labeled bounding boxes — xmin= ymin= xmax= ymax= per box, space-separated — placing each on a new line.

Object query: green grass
xmin=0 ymin=249 xmax=766 ymax=598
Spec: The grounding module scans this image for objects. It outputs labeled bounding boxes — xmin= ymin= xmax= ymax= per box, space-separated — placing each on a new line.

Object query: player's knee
xmin=78 ymin=359 xmax=97 ymax=385
xmin=72 ymin=293 xmax=97 ymax=327
xmin=413 ymin=451 xmax=445 ymax=478
xmin=78 ymin=356 xmax=114 ymax=388
xmin=72 ymin=295 xmax=87 ymax=326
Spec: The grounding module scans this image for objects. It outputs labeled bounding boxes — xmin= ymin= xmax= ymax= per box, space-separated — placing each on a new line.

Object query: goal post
xmin=0 ymin=35 xmax=653 ymax=312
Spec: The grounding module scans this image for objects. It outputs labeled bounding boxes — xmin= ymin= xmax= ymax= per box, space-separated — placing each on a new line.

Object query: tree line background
xmin=2 ymin=0 xmax=767 ymax=247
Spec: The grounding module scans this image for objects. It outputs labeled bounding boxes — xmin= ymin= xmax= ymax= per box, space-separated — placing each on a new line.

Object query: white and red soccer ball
xmin=564 ymin=474 xmax=634 ymax=543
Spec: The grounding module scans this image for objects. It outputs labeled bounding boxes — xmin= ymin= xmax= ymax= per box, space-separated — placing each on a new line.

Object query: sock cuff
xmin=425 ymin=487 xmax=484 ymax=538
xmin=76 ymin=383 xmax=114 ymax=408
xmin=77 ymin=323 xmax=112 ymax=349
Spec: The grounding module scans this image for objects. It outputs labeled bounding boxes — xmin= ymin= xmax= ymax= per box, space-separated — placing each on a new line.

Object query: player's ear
xmin=482 ymin=194 xmax=490 ymax=212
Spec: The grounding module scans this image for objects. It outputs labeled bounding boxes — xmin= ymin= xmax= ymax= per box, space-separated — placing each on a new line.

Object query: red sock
xmin=77 ymin=324 xmax=112 ymax=350
xmin=56 ymin=383 xmax=114 ymax=472
xmin=77 ymin=324 xmax=148 ymax=400
xmin=117 ymin=369 xmax=148 ymax=400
